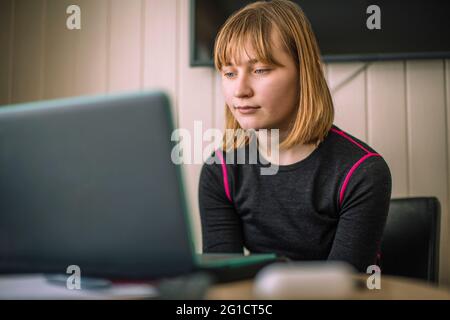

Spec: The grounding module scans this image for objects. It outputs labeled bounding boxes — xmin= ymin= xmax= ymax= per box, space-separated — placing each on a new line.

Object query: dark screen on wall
xmin=191 ymin=0 xmax=450 ymax=66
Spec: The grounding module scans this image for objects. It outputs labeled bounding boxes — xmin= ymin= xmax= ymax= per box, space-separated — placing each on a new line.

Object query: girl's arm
xmin=328 ymin=156 xmax=392 ymax=272
xmin=198 ymin=157 xmax=244 ymax=253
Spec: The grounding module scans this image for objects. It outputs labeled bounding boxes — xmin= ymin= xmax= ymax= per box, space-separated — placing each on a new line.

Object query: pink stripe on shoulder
xmin=215 ymin=150 xmax=232 ymax=202
xmin=339 ymin=152 xmax=381 ymax=206
xmin=331 ymin=128 xmax=371 ymax=154
xmin=331 ymin=127 xmax=381 ymax=207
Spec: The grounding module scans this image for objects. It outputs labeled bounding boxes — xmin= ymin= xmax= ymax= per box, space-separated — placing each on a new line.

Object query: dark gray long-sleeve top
xmin=198 ymin=125 xmax=392 ymax=272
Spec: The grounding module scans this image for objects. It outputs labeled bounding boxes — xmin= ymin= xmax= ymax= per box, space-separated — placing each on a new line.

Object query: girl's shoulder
xmin=324 ymin=125 xmax=382 ymax=161
xmin=324 ymin=124 xmax=391 ymax=187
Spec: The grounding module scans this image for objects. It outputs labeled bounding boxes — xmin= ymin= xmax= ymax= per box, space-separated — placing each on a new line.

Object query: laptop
xmin=0 ymin=91 xmax=278 ymax=283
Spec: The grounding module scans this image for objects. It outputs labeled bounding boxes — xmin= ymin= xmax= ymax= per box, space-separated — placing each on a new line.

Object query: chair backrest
xmin=380 ymin=197 xmax=440 ymax=283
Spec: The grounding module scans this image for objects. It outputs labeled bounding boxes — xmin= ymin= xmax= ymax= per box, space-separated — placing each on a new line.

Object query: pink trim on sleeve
xmin=215 ymin=150 xmax=232 ymax=202
xmin=331 ymin=127 xmax=381 ymax=207
xmin=339 ymin=152 xmax=381 ymax=206
xmin=331 ymin=127 xmax=385 ymax=261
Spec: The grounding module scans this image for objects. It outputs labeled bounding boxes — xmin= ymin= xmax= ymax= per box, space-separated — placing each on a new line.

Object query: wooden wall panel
xmin=143 ymin=0 xmax=178 ymax=123
xmin=445 ymin=59 xmax=450 ymax=284
xmin=0 ymin=0 xmax=14 ymax=106
xmin=327 ymin=62 xmax=367 ymax=141
xmin=44 ymin=0 xmax=77 ymax=100
xmin=73 ymin=0 xmax=108 ymax=96
xmin=11 ymin=0 xmax=46 ymax=103
xmin=178 ymin=0 xmax=214 ymax=252
xmin=407 ymin=60 xmax=449 ymax=285
xmin=108 ymin=0 xmax=142 ymax=93
xmin=367 ymin=61 xmax=408 ymax=197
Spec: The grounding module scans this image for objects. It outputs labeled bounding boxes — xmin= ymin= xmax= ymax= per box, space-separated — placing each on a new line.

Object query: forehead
xmin=225 ymin=29 xmax=289 ymax=67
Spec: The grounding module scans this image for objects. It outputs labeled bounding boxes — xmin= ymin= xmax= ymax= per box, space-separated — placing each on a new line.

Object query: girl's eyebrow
xmin=225 ymin=58 xmax=260 ymax=67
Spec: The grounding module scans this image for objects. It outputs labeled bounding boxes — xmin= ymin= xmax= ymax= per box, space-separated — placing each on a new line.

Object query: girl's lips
xmin=235 ymin=106 xmax=260 ymax=115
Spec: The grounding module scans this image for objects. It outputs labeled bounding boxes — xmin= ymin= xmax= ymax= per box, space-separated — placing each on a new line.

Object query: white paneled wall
xmin=0 ymin=0 xmax=14 ymax=103
xmin=0 ymin=0 xmax=449 ymax=286
xmin=73 ymin=0 xmax=108 ymax=96
xmin=45 ymin=0 xmax=76 ymax=100
xmin=177 ymin=0 xmax=215 ymax=255
xmin=143 ymin=0 xmax=178 ymax=117
xmin=11 ymin=0 xmax=46 ymax=102
xmin=366 ymin=61 xmax=408 ymax=197
xmin=327 ymin=62 xmax=368 ymax=141
xmin=108 ymin=0 xmax=143 ymax=92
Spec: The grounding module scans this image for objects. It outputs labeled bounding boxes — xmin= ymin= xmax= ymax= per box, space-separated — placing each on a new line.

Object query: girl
xmin=199 ymin=0 xmax=392 ymax=272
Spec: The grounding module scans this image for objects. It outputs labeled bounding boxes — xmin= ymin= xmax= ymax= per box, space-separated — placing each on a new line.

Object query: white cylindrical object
xmin=253 ymin=261 xmax=356 ymax=299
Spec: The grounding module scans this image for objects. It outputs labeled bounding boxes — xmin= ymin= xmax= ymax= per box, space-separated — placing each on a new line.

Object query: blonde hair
xmin=214 ymin=0 xmax=334 ymax=150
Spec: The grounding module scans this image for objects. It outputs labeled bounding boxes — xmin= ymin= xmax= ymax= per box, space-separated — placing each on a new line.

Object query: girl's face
xmin=221 ymin=31 xmax=299 ymax=134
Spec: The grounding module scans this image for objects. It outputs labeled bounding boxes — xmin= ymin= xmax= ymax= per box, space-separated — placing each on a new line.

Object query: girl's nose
xmin=234 ymin=74 xmax=253 ymax=98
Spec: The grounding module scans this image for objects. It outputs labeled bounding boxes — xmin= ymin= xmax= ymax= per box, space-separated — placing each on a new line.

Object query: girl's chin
xmin=236 ymin=119 xmax=265 ymax=131
xmin=238 ymin=124 xmax=263 ymax=131
xmin=236 ymin=117 xmax=285 ymax=132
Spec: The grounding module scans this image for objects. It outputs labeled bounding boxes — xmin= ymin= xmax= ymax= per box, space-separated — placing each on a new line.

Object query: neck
xmin=257 ymin=130 xmax=317 ymax=166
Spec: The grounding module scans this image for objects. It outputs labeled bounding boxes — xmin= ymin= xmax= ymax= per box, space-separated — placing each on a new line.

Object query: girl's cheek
xmin=223 ymin=87 xmax=234 ymax=102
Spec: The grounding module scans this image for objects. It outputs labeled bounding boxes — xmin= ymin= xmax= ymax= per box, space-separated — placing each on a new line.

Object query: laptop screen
xmin=0 ymin=91 xmax=195 ymax=279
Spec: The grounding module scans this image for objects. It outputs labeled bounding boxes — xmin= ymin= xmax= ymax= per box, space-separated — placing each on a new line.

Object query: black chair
xmin=380 ymin=197 xmax=440 ymax=283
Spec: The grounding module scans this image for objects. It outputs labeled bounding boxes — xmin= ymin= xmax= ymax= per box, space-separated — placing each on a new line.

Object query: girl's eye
xmin=255 ymin=69 xmax=270 ymax=74
xmin=224 ymin=72 xmax=235 ymax=78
